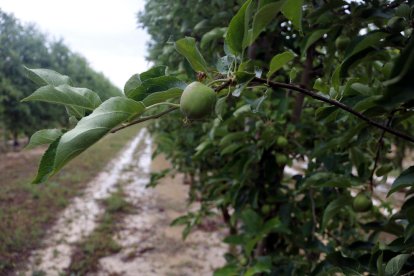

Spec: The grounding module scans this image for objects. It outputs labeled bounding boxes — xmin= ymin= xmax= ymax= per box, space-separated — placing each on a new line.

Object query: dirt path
xmin=96 ymin=133 xmax=226 ymax=276
xmin=23 ymin=129 xmax=147 ymax=274
xmin=22 ymin=128 xmax=226 ymax=275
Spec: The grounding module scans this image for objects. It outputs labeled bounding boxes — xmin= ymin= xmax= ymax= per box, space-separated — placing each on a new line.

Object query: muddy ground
xmin=21 ymin=128 xmax=227 ymax=275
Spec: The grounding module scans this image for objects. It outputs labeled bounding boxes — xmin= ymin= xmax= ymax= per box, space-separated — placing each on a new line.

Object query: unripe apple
xmin=180 ymin=81 xmax=216 ymax=119
xmin=353 ymin=192 xmax=372 ymax=212
xmin=276 ymin=136 xmax=288 ymax=147
xmin=275 ymin=153 xmax=288 ymax=165
xmin=239 ymin=257 xmax=248 ymax=266
xmin=261 ymin=204 xmax=271 ymax=215
xmin=335 ymin=35 xmax=350 ymax=51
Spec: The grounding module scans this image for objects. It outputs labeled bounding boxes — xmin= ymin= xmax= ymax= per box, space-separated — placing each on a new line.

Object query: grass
xmin=66 ymin=188 xmax=131 ymax=274
xmin=0 ymin=125 xmax=141 ymax=274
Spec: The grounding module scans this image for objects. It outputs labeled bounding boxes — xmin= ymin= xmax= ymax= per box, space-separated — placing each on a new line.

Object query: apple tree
xmin=24 ymin=0 xmax=414 ymax=274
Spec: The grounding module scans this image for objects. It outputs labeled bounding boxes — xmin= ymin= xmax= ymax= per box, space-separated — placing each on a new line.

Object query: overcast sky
xmin=0 ymin=0 xmax=151 ymax=89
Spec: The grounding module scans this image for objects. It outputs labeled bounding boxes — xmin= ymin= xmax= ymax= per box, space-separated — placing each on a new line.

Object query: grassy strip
xmin=66 ymin=188 xmax=131 ymax=274
xmin=0 ymin=125 xmax=140 ymax=274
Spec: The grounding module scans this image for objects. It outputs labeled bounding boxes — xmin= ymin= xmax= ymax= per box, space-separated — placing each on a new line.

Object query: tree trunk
xmin=13 ymin=131 xmax=19 ymax=148
xmin=291 ymin=48 xmax=314 ymax=123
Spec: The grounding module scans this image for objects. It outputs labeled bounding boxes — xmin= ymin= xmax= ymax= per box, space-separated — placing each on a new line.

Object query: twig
xmin=401 ymin=269 xmax=414 ymax=276
xmin=214 ymin=79 xmax=233 ymax=93
xmin=252 ymin=77 xmax=414 ymax=144
xmin=369 ymin=113 xmax=395 ymax=192
xmin=110 ymin=107 xmax=178 ymax=133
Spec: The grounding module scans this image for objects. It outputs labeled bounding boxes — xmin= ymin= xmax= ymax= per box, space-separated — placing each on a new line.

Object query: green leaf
xmin=175 ymin=37 xmax=208 ymax=73
xmin=322 ymin=196 xmax=351 ymax=230
xmin=248 ymin=2 xmax=283 ymax=46
xmin=126 ymin=76 xmax=186 ymax=102
xmin=313 ymin=78 xmax=329 ymax=94
xmin=233 ymin=104 xmax=251 ymax=117
xmin=245 ymin=257 xmax=272 ymax=276
xmin=142 ymin=88 xmax=183 ymax=107
xmin=140 ymin=66 xmax=167 ymax=81
xmin=377 ymin=252 xmax=385 ymax=276
xmin=225 ymin=0 xmax=253 ymax=54
xmin=26 ymin=129 xmax=63 ymax=149
xmin=404 ymin=223 xmax=414 ymax=242
xmin=346 ymin=32 xmax=389 ymax=58
xmin=124 ymin=66 xmax=167 ymax=95
xmin=213 ymin=265 xmax=239 ymax=276
xmin=304 ymin=29 xmax=329 ymax=53
xmin=326 ymin=252 xmax=362 ymax=275
xmin=261 ymin=217 xmax=289 ymax=234
xmin=195 ymin=140 xmax=212 ymax=157
xmin=303 ymin=172 xmax=355 ymax=189
xmin=221 ymin=144 xmax=242 ymax=156
xmin=32 ymin=136 xmax=61 ymax=184
xmin=384 ymin=254 xmax=410 ymax=276
xmin=215 ymin=96 xmax=227 ymax=120
xmin=241 ymin=209 xmax=263 ymax=234
xmin=52 ymin=97 xmax=146 ymax=174
xmin=384 ymin=36 xmax=414 ymax=87
xmin=235 ymin=71 xmax=255 ymax=84
xmin=376 ymin=164 xmax=393 ymax=177
xmin=379 ymin=36 xmax=414 ymax=108
xmin=267 ymin=51 xmax=295 ymax=79
xmin=353 ymin=95 xmax=382 ymax=112
xmin=124 ymin=74 xmax=142 ymax=95
xmin=220 ymin=132 xmax=248 ymax=147
xmin=331 ymin=65 xmax=341 ymax=92
xmin=200 ymin=27 xmax=227 ymax=49
xmin=388 ymin=166 xmax=414 ymax=196
xmin=281 ymin=0 xmax=303 ymax=33
xmin=22 ymin=84 xmax=102 ymax=114
xmin=24 ymin=67 xmax=72 ymax=86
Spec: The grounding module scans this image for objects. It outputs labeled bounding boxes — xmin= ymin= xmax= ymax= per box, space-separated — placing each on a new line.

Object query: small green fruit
xmin=275 ymin=153 xmax=288 ymax=165
xmin=387 ymin=16 xmax=405 ymax=33
xmin=180 ymin=81 xmax=216 ymax=119
xmin=335 ymin=35 xmax=350 ymax=51
xmin=239 ymin=257 xmax=248 ymax=266
xmin=276 ymin=136 xmax=288 ymax=147
xmin=261 ymin=205 xmax=271 ymax=215
xmin=353 ymin=192 xmax=372 ymax=212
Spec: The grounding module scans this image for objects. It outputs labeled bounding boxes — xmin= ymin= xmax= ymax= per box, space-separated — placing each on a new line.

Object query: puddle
xmin=24 ymin=128 xmax=148 ymax=275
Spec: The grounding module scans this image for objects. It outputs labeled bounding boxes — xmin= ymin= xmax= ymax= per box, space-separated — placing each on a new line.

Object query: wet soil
xmin=21 ymin=129 xmax=226 ymax=275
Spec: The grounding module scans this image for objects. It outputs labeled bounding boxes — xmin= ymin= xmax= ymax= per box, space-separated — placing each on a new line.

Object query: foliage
xmin=23 ymin=0 xmax=414 ymax=274
xmin=0 ymin=9 xmax=121 ymax=145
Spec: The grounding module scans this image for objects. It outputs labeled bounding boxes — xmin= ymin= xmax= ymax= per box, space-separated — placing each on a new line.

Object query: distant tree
xmin=0 ymin=9 xmax=121 ymax=146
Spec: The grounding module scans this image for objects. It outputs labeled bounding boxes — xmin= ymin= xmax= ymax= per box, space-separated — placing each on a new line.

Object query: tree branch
xmin=252 ymin=77 xmax=414 ymax=143
xmin=110 ymin=107 xmax=178 ymax=133
xmin=369 ymin=113 xmax=395 ymax=192
xmin=214 ymin=79 xmax=233 ymax=93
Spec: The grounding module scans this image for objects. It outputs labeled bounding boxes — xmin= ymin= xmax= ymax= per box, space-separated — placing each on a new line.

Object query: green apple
xmin=180 ymin=81 xmax=216 ymax=119
xmin=353 ymin=192 xmax=372 ymax=212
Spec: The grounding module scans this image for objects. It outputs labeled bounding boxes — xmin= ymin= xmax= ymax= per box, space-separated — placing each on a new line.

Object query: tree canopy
xmin=20 ymin=0 xmax=414 ymax=274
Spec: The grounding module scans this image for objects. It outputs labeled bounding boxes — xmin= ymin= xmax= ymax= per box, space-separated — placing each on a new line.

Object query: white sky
xmin=0 ymin=0 xmax=151 ymax=89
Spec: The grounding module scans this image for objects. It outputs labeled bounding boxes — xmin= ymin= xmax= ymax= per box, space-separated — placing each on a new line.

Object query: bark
xmin=291 ymin=48 xmax=314 ymax=123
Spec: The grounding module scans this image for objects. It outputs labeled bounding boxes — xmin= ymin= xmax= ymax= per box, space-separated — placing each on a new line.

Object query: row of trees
xmin=0 ymin=9 xmax=121 ymax=147
xmin=138 ymin=0 xmax=414 ymax=274
xmin=19 ymin=0 xmax=414 ymax=274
